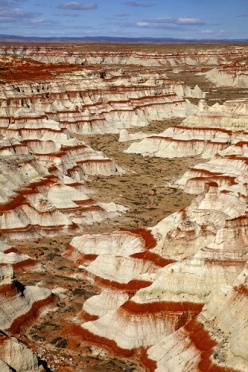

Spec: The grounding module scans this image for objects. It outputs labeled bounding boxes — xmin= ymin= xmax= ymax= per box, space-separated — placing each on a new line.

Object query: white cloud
xmin=201 ymin=29 xmax=214 ymax=34
xmin=0 ymin=7 xmax=37 ymax=21
xmin=136 ymin=16 xmax=205 ymax=28
xmin=177 ymin=17 xmax=204 ymax=25
xmin=143 ymin=17 xmax=175 ymax=24
xmin=58 ymin=2 xmax=97 ymax=10
xmin=124 ymin=1 xmax=154 ymax=8
xmin=136 ymin=21 xmax=149 ymax=26
xmin=201 ymin=29 xmax=229 ymax=37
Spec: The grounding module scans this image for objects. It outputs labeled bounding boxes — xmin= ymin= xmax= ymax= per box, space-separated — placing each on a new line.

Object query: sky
xmin=0 ymin=0 xmax=248 ymax=40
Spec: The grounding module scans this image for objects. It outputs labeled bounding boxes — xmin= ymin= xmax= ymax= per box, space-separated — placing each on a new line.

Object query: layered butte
xmin=0 ymin=43 xmax=247 ymax=371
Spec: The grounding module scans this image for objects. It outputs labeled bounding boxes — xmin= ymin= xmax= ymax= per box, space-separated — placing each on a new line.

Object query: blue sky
xmin=0 ymin=0 xmax=247 ymax=39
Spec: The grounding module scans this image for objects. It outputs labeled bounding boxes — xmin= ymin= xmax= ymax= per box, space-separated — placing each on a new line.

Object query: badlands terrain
xmin=0 ymin=42 xmax=247 ymax=371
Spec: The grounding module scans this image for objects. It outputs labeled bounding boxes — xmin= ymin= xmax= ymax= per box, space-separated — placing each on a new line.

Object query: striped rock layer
xmin=0 ymin=44 xmax=247 ymax=371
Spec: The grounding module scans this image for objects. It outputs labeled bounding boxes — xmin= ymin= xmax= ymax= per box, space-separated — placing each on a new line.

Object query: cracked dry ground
xmin=13 ymin=117 xmax=201 ymax=372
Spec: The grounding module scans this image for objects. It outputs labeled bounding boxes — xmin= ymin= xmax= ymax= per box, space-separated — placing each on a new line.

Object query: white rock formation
xmin=184 ymin=99 xmax=248 ymax=129
xmin=1 ymin=44 xmax=248 ymax=371
xmin=0 ymin=266 xmax=52 ymax=333
xmin=204 ymin=67 xmax=248 ymax=88
xmin=65 ymin=98 xmax=248 ymax=371
xmin=0 ymin=331 xmax=43 ymax=372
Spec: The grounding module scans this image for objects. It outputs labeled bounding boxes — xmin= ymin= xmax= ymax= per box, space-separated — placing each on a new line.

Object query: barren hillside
xmin=0 ymin=43 xmax=247 ymax=371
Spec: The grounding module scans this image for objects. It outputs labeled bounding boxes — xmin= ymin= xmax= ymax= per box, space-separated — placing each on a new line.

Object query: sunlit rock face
xmin=1 ymin=44 xmax=247 ymax=69
xmin=204 ymin=65 xmax=248 ymax=88
xmin=0 ymin=266 xmax=52 ymax=371
xmin=185 ymin=98 xmax=248 ymax=129
xmin=0 ymin=44 xmax=247 ymax=371
xmin=185 ymin=45 xmax=248 ymax=89
xmin=0 ymin=266 xmax=53 ymax=334
xmin=125 ymin=125 xmax=231 ymax=159
xmin=0 ymin=240 xmax=38 ymax=271
xmin=67 ymin=167 xmax=247 ymax=368
xmin=147 ymin=265 xmax=248 ymax=372
xmin=0 ymin=71 xmax=127 ymax=238
xmin=0 ymin=331 xmax=44 ymax=372
xmin=0 ymin=154 xmax=124 ymax=239
xmin=0 ymin=47 xmax=207 ymax=138
xmin=66 ymin=103 xmax=248 ymax=369
xmin=126 ymin=98 xmax=248 ymax=158
xmin=0 ymin=46 xmax=206 ymax=239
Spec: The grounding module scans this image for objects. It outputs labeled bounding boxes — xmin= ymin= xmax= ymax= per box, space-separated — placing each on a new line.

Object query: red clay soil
xmin=185 ymin=319 xmax=238 ymax=372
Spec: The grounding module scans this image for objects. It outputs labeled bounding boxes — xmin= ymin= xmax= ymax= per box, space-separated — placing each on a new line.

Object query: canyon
xmin=0 ymin=42 xmax=247 ymax=371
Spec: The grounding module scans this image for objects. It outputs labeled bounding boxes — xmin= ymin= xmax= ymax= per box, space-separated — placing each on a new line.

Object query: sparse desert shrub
xmin=50 ymin=337 xmax=68 ymax=348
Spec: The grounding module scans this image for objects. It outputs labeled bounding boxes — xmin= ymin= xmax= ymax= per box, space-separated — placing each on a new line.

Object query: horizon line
xmin=0 ymin=34 xmax=247 ymax=44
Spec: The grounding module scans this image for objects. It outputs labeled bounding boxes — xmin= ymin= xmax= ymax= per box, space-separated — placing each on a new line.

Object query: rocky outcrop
xmin=126 ymin=98 xmax=248 ymax=160
xmin=66 ymin=169 xmax=247 ymax=367
xmin=147 ymin=264 xmax=248 ymax=372
xmin=0 ymin=154 xmax=125 ymax=239
xmin=125 ymin=125 xmax=231 ymax=158
xmin=65 ymin=92 xmax=248 ymax=370
xmin=0 ymin=46 xmax=209 ymax=239
xmin=0 ymin=67 xmax=198 ymax=135
xmin=0 ymin=265 xmax=53 ymax=371
xmin=0 ymin=104 xmax=126 ymax=238
xmin=0 ymin=266 xmax=54 ymax=334
xmin=0 ymin=240 xmax=38 ymax=271
xmin=0 ymin=331 xmax=44 ymax=372
xmin=184 ymin=98 xmax=248 ymax=129
xmin=204 ymin=66 xmax=248 ymax=88
xmin=1 ymin=45 xmax=247 ymax=70
xmin=0 ymin=43 xmax=248 ymax=371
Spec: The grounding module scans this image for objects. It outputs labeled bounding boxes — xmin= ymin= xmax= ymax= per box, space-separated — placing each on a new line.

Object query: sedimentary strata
xmin=0 ymin=330 xmax=45 ymax=372
xmin=0 ymin=43 xmax=247 ymax=371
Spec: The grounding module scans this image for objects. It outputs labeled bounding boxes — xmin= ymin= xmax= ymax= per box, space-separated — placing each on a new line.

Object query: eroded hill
xmin=0 ymin=43 xmax=247 ymax=371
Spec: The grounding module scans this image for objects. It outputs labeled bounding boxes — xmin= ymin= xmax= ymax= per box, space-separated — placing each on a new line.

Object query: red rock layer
xmin=7 ymin=294 xmax=55 ymax=335
xmin=185 ymin=320 xmax=237 ymax=372
xmin=2 ymin=45 xmax=248 ymax=69
xmin=119 ymin=228 xmax=157 ymax=249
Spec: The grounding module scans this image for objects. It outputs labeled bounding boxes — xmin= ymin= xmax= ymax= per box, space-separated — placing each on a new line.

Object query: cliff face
xmin=0 ymin=43 xmax=247 ymax=371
